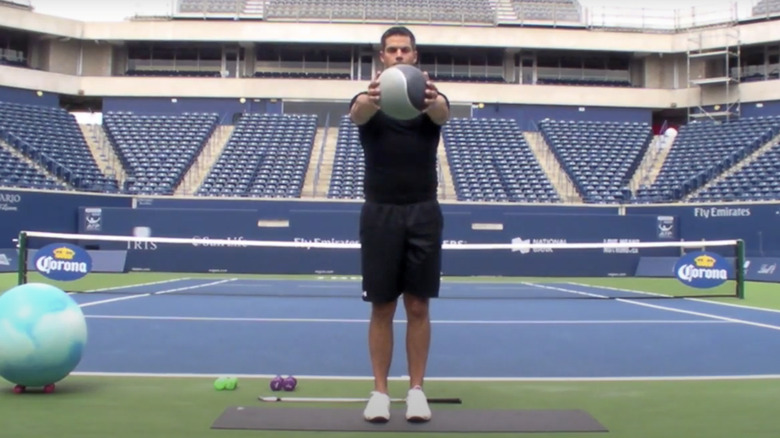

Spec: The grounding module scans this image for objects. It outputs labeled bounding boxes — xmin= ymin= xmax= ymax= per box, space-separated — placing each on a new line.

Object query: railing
xmin=312 ymin=112 xmax=330 ymax=198
xmin=163 ymin=0 xmax=780 ymax=32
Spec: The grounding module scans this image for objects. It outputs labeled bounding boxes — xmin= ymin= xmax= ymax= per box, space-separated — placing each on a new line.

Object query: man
xmin=349 ymin=26 xmax=450 ymax=423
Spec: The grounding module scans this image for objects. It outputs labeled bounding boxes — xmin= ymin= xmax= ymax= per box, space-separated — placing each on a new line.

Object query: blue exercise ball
xmin=0 ymin=283 xmax=88 ymax=391
xmin=379 ymin=64 xmax=428 ymax=120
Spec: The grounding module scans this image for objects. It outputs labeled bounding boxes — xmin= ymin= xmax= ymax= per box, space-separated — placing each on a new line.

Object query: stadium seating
xmin=633 ymin=116 xmax=780 ymax=203
xmin=690 ymin=133 xmax=780 ymax=203
xmin=539 ymin=119 xmax=651 ymax=203
xmin=0 ymin=145 xmax=66 ymax=190
xmin=252 ymin=71 xmax=350 ymax=80
xmin=444 ymin=117 xmax=560 ymax=203
xmin=536 ymin=78 xmax=632 ymax=87
xmin=264 ymin=0 xmax=496 ymax=24
xmin=327 ymin=115 xmax=364 ymax=200
xmin=125 ymin=70 xmax=222 ymax=78
xmin=197 ymin=113 xmax=317 ymax=198
xmin=511 ymin=0 xmax=582 ymax=22
xmin=103 ymin=111 xmax=219 ymax=195
xmin=0 ymin=101 xmax=119 ymax=192
xmin=752 ymin=0 xmax=780 ymax=16
xmin=429 ymin=73 xmax=506 ymax=83
xmin=178 ymin=0 xmax=241 ymax=14
xmin=0 ymin=48 xmax=26 ymax=68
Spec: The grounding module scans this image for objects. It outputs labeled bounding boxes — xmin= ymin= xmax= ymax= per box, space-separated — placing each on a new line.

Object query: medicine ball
xmin=378 ymin=64 xmax=428 ymax=120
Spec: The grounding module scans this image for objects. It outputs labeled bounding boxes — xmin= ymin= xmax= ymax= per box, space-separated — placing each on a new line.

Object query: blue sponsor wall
xmin=2 ymin=188 xmax=779 ymax=281
xmin=471 ymin=104 xmax=652 ymax=131
xmin=637 ymin=256 xmax=780 ymax=283
xmin=707 ymin=100 xmax=780 ymax=118
xmin=73 ymin=206 xmax=673 ymax=276
xmin=625 ymin=204 xmax=780 ymax=257
xmin=102 ymin=97 xmax=278 ymax=125
xmin=0 ymin=190 xmax=130 ymax=247
xmin=0 ymin=86 xmax=59 ymax=107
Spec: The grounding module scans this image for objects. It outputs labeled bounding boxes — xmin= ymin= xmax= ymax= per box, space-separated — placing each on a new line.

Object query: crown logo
xmin=53 ymin=247 xmax=75 ymax=260
xmin=694 ymin=255 xmax=716 ymax=268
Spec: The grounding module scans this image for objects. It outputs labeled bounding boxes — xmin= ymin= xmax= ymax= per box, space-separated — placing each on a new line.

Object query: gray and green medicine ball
xmin=378 ymin=65 xmax=428 ymax=120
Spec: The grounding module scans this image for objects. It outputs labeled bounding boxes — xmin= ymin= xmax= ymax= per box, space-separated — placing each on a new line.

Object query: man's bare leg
xmin=403 ymin=293 xmax=430 ymax=389
xmin=368 ymin=300 xmax=398 ymax=393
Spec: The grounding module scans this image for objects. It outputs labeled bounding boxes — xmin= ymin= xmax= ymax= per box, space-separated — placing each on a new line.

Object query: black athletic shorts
xmin=359 ymin=199 xmax=443 ymax=303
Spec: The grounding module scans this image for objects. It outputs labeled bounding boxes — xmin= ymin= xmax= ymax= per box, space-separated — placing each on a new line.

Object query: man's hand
xmin=366 ymin=71 xmax=381 ymax=108
xmin=350 ymin=71 xmax=382 ymax=125
xmin=423 ymin=71 xmax=439 ymax=108
xmin=422 ymin=72 xmax=449 ymax=125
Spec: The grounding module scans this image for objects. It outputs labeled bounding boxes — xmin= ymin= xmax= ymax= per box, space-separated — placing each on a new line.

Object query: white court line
xmin=296 ymin=284 xmax=356 ymax=289
xmin=619 ymin=300 xmax=780 ymax=332
xmin=85 ymin=277 xmax=192 ymax=293
xmin=78 ymin=278 xmax=237 ymax=308
xmin=567 ymin=282 xmax=669 ymax=298
xmin=566 ymin=282 xmax=780 ymax=316
xmin=69 ymin=371 xmax=780 ymax=382
xmin=526 ymin=282 xmax=780 ymax=332
xmin=686 ymin=298 xmax=780 ymax=314
xmin=521 ymin=282 xmax=609 ymax=299
xmin=217 ymin=283 xmax=273 ymax=288
xmin=83 ymin=314 xmax=730 ymax=325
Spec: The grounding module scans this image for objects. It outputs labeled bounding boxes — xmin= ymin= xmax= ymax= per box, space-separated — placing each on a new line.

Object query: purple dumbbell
xmin=269 ymin=375 xmax=284 ymax=391
xmin=282 ymin=376 xmax=297 ymax=391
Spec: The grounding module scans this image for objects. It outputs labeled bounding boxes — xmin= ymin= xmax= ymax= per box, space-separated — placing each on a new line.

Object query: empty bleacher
xmin=537 ymin=78 xmax=632 ymax=87
xmin=752 ymin=0 xmax=780 ymax=17
xmin=264 ymin=0 xmax=496 ymax=24
xmin=327 ymin=115 xmax=363 ymax=200
xmin=444 ymin=117 xmax=560 ymax=203
xmin=690 ymin=134 xmax=780 ymax=203
xmin=511 ymin=0 xmax=582 ymax=22
xmin=0 ymin=101 xmax=119 ymax=192
xmin=0 ymin=145 xmax=65 ymax=190
xmin=196 ymin=113 xmax=317 ymax=198
xmin=539 ymin=119 xmax=652 ymax=203
xmin=178 ymin=0 xmax=242 ymax=14
xmin=103 ymin=111 xmax=219 ymax=195
xmin=633 ymin=116 xmax=780 ymax=203
xmin=125 ymin=70 xmax=222 ymax=78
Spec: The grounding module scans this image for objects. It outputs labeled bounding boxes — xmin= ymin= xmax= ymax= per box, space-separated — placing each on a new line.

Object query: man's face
xmin=379 ymin=35 xmax=417 ymax=68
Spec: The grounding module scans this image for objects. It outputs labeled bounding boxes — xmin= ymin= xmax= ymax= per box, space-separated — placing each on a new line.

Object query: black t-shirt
xmin=350 ymin=92 xmax=449 ymax=205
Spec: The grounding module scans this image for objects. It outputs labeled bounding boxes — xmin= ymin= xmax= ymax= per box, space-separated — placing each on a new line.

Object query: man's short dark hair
xmin=381 ymin=26 xmax=416 ymax=50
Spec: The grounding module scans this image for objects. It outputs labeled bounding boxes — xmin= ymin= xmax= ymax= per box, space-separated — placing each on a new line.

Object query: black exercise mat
xmin=211 ymin=406 xmax=608 ymax=433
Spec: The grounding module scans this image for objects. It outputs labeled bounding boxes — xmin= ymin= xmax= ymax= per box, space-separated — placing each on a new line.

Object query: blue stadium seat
xmin=103 ymin=111 xmax=220 ymax=195
xmin=443 ymin=117 xmax=560 ymax=203
xmin=264 ymin=0 xmax=496 ymax=24
xmin=539 ymin=118 xmax=652 ymax=203
xmin=0 ymin=146 xmax=66 ymax=190
xmin=634 ymin=115 xmax=780 ymax=203
xmin=0 ymin=101 xmax=119 ymax=192
xmin=691 ymin=126 xmax=780 ymax=202
xmin=197 ymin=113 xmax=317 ymax=198
xmin=327 ymin=115 xmax=365 ymax=200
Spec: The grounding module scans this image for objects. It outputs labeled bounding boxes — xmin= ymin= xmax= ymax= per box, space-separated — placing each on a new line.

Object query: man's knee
xmin=403 ymin=294 xmax=429 ymax=320
xmin=371 ymin=300 xmax=398 ymax=321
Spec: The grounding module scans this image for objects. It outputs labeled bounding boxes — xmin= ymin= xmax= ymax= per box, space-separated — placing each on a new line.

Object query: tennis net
xmin=12 ymin=230 xmax=745 ymax=300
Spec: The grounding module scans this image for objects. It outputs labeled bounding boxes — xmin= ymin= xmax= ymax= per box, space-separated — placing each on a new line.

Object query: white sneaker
xmin=405 ymin=386 xmax=432 ymax=422
xmin=363 ymin=391 xmax=391 ymax=423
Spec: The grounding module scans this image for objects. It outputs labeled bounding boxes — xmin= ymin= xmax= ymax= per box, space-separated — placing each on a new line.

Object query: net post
xmin=736 ymin=239 xmax=746 ymax=299
xmin=17 ymin=231 xmax=28 ymax=286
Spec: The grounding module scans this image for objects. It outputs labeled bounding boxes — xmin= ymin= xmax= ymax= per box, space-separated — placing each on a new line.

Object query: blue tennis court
xmin=69 ymin=278 xmax=780 ymax=380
